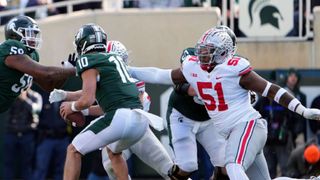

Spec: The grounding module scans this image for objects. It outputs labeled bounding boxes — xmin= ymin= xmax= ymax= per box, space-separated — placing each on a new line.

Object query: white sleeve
xmin=128 ymin=66 xmax=173 ymax=85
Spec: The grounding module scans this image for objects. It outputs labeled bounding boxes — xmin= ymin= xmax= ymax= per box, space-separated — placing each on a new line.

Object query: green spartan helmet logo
xmin=249 ymin=0 xmax=284 ymax=29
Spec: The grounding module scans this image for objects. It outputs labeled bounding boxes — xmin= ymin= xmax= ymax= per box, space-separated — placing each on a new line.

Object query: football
xmin=65 ymin=112 xmax=86 ymax=127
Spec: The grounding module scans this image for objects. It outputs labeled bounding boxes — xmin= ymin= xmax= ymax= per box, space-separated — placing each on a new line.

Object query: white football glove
xmin=303 ymin=108 xmax=320 ymax=120
xmin=49 ymin=89 xmax=67 ymax=103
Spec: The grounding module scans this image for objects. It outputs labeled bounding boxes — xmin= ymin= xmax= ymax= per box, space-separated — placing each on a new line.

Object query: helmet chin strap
xmin=201 ymin=55 xmax=218 ymax=72
xmin=80 ymin=41 xmax=87 ymax=55
xmin=198 ymin=53 xmax=216 ymax=71
xmin=200 ymin=63 xmax=215 ymax=72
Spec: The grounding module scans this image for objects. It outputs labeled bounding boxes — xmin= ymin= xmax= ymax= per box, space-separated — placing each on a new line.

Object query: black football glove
xmin=61 ymin=53 xmax=77 ymax=67
xmin=250 ymin=91 xmax=258 ymax=105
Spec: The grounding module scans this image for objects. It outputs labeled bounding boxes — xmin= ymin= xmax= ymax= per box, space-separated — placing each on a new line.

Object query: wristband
xmin=295 ymin=104 xmax=306 ymax=116
xmin=274 ymin=88 xmax=286 ymax=103
xmin=81 ymin=109 xmax=89 ymax=116
xmin=288 ymin=98 xmax=300 ymax=112
xmin=71 ymin=101 xmax=80 ymax=112
xmin=262 ymin=82 xmax=272 ymax=97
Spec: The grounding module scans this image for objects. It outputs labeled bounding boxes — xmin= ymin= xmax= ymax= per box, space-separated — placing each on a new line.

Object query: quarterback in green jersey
xmin=0 ymin=15 xmax=75 ymax=113
xmin=59 ymin=24 xmax=158 ymax=180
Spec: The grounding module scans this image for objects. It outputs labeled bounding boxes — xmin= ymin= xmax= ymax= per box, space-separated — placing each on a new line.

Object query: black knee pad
xmin=168 ymin=164 xmax=191 ymax=180
xmin=212 ymin=167 xmax=229 ymax=180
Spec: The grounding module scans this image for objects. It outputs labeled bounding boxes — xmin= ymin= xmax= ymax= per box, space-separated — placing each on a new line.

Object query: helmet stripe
xmin=107 ymin=42 xmax=113 ymax=52
xmin=200 ymin=29 xmax=213 ymax=43
xmin=92 ymin=25 xmax=102 ymax=42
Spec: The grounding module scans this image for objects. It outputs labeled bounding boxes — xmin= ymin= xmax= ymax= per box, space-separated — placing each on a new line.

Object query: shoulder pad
xmin=180 ymin=47 xmax=195 ymax=63
xmin=224 ymin=56 xmax=252 ymax=76
xmin=1 ymin=39 xmax=27 ymax=56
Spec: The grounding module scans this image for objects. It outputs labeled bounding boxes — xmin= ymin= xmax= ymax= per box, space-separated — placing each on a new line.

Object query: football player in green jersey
xmin=51 ymin=40 xmax=175 ymax=179
xmin=0 ymin=15 xmax=75 ymax=113
xmin=59 ymin=24 xmax=163 ymax=180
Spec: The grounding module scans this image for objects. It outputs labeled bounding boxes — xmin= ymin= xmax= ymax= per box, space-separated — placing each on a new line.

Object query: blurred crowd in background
xmin=0 ymin=0 xmax=320 ymax=37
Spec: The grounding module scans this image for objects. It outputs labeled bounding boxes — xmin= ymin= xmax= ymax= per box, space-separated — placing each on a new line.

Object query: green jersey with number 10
xmin=76 ymin=52 xmax=142 ymax=113
xmin=0 ymin=40 xmax=39 ymax=113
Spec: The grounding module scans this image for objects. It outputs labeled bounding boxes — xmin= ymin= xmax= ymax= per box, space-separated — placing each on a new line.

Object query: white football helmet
xmin=195 ymin=26 xmax=235 ymax=70
xmin=213 ymin=25 xmax=237 ymax=51
xmin=106 ymin=40 xmax=129 ymax=64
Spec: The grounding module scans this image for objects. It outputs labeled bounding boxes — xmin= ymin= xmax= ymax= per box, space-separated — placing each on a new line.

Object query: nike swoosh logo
xmin=216 ymin=76 xmax=222 ymax=80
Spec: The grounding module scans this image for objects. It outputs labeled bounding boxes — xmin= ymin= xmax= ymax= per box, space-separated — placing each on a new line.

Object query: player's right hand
xmin=303 ymin=108 xmax=320 ymax=120
xmin=49 ymin=89 xmax=67 ymax=103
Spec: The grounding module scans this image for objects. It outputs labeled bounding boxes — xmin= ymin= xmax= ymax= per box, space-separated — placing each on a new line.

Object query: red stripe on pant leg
xmin=236 ymin=120 xmax=255 ymax=164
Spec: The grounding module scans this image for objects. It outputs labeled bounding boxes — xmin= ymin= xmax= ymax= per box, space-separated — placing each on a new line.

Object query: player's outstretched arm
xmin=60 ymin=69 xmax=97 ymax=119
xmin=5 ymin=54 xmax=76 ymax=91
xmin=240 ymin=71 xmax=320 ymax=120
xmin=128 ymin=66 xmax=186 ymax=85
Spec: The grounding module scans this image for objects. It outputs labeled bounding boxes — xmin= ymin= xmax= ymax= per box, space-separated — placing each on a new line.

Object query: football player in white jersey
xmin=50 ymin=40 xmax=174 ymax=180
xmin=127 ymin=26 xmax=320 ymax=180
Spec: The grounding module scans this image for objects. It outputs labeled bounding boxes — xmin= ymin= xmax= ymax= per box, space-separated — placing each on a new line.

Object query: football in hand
xmin=65 ymin=112 xmax=86 ymax=127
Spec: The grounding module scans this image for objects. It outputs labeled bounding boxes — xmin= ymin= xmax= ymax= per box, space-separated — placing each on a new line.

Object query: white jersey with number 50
xmin=182 ymin=55 xmax=261 ymax=132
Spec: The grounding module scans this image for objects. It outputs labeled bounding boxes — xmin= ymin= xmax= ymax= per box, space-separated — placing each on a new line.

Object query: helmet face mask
xmin=74 ymin=23 xmax=107 ymax=56
xmin=195 ymin=43 xmax=216 ymax=70
xmin=20 ymin=27 xmax=41 ymax=49
xmin=5 ymin=16 xmax=42 ymax=50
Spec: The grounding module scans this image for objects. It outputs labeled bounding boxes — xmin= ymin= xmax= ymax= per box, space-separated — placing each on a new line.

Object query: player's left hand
xmin=303 ymin=108 xmax=320 ymax=120
xmin=60 ymin=101 xmax=73 ymax=120
xmin=61 ymin=53 xmax=77 ymax=68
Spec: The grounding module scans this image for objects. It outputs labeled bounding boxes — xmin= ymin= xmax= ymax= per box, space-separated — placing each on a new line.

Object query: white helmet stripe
xmin=92 ymin=25 xmax=101 ymax=42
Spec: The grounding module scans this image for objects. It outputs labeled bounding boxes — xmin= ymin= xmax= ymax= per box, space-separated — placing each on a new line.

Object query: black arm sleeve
xmin=174 ymin=83 xmax=190 ymax=96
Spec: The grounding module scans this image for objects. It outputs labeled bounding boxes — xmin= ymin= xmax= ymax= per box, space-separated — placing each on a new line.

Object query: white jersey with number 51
xmin=182 ymin=55 xmax=261 ymax=132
